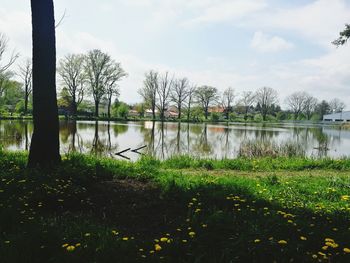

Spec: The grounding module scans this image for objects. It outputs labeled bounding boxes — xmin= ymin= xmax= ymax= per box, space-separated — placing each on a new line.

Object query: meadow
xmin=0 ymin=151 xmax=350 ymax=262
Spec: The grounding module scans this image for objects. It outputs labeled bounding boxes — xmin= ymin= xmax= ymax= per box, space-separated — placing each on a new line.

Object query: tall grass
xmin=237 ymin=140 xmax=306 ymax=158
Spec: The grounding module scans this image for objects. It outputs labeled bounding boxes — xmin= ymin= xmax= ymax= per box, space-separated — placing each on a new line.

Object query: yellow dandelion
xmin=84 ymin=233 xmax=91 ymax=237
xmin=154 ymin=244 xmax=162 ymax=251
xmin=254 ymin=239 xmax=261 ymax=243
xmin=160 ymin=237 xmax=168 ymax=242
xmin=300 ymin=236 xmax=307 ymax=241
xmin=112 ymin=230 xmax=119 ymax=235
xmin=278 ymin=240 xmax=287 ymax=245
xmin=122 ymin=237 xmax=129 ymax=241
xmin=189 ymin=232 xmax=196 ymax=238
xmin=343 ymin=248 xmax=350 ymax=253
xmin=62 ymin=243 xmax=69 ymax=248
xmin=66 ymin=245 xmax=75 ymax=252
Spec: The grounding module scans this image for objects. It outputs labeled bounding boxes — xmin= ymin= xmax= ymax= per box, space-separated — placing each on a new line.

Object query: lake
xmin=0 ymin=120 xmax=349 ymax=160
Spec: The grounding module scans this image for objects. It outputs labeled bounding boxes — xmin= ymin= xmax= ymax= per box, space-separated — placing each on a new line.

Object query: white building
xmin=323 ymin=111 xmax=350 ymax=122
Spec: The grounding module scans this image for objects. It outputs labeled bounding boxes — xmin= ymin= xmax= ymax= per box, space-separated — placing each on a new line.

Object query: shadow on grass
xmin=0 ymin=152 xmax=349 ymax=262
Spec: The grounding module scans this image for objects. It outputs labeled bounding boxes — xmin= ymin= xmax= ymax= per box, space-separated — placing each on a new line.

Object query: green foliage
xmin=229 ymin=112 xmax=237 ymax=121
xmin=211 ymin=112 xmax=220 ymax=122
xmin=333 ymin=24 xmax=350 ymax=46
xmin=254 ymin=113 xmax=263 ymax=122
xmin=276 ymin=111 xmax=287 ymax=121
xmin=112 ymin=101 xmax=130 ymax=119
xmin=1 ymin=80 xmax=23 ymax=111
xmin=15 ymin=99 xmax=32 ymax=114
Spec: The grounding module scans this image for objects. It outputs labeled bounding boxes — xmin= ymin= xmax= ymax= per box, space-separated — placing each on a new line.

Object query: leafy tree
xmin=58 ymin=54 xmax=86 ymax=117
xmin=170 ymin=77 xmax=189 ymax=119
xmin=3 ymin=80 xmax=23 ymax=107
xmin=221 ymin=87 xmax=235 ymax=119
xmin=303 ymin=94 xmax=318 ymax=120
xmin=104 ymin=62 xmax=127 ymax=118
xmin=255 ymin=87 xmax=278 ymax=121
xmin=117 ymin=102 xmax=129 ymax=119
xmin=18 ymin=59 xmax=32 ymax=116
xmin=134 ymin=103 xmax=145 ymax=117
xmin=0 ymin=71 xmax=13 ymax=98
xmin=316 ymin=100 xmax=331 ymax=119
xmin=57 ymin=87 xmax=72 ymax=110
xmin=139 ymin=70 xmax=158 ymax=119
xmin=333 ymin=24 xmax=350 ymax=46
xmin=28 ymin=0 xmax=61 ymax=167
xmin=285 ymin=91 xmax=308 ymax=120
xmin=239 ymin=91 xmax=255 ymax=120
xmin=85 ymin=49 xmax=114 ymax=117
xmin=195 ymin=86 xmax=219 ymax=120
xmin=156 ymin=71 xmax=173 ymax=120
xmin=186 ymin=85 xmax=196 ymax=121
xmin=329 ymin=98 xmax=346 ymax=113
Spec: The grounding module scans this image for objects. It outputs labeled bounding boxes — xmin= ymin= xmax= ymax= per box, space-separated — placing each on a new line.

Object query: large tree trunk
xmin=28 ymin=0 xmax=61 ymax=167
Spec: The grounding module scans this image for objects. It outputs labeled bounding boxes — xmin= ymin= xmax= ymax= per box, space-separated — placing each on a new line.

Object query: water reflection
xmin=0 ymin=120 xmax=349 ymax=160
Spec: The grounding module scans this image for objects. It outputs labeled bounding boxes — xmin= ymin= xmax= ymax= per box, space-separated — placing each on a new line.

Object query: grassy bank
xmin=1 ymin=151 xmax=350 ymax=262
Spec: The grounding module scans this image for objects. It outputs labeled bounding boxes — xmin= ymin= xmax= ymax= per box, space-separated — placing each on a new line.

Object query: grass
xmin=0 ymin=151 xmax=350 ymax=262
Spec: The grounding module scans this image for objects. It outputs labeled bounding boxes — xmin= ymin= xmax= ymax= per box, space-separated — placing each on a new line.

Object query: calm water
xmin=0 ymin=120 xmax=349 ymax=160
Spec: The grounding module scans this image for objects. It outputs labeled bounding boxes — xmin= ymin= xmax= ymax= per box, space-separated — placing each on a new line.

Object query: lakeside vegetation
xmin=1 ymin=151 xmax=350 ymax=262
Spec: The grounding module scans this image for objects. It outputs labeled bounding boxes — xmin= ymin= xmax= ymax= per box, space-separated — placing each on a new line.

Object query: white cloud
xmin=247 ymin=0 xmax=350 ymax=47
xmin=182 ymin=0 xmax=267 ymax=27
xmin=0 ymin=9 xmax=31 ymax=58
xmin=250 ymin=31 xmax=294 ymax=52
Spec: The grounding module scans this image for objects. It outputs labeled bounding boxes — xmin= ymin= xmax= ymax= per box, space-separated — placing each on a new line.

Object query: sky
xmin=1 ymin=0 xmax=350 ymax=109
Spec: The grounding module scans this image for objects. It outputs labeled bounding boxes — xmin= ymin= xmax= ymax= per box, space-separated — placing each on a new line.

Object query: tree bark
xmin=205 ymin=107 xmax=209 ymax=120
xmin=107 ymin=97 xmax=112 ymax=119
xmin=178 ymin=103 xmax=182 ymax=119
xmin=24 ymin=95 xmax=28 ymax=116
xmin=28 ymin=0 xmax=61 ymax=167
xmin=152 ymin=103 xmax=156 ymax=119
xmin=94 ymin=100 xmax=99 ymax=118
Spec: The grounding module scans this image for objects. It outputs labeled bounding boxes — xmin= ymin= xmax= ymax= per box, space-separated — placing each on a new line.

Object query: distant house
xmin=144 ymin=109 xmax=158 ymax=118
xmin=128 ymin=109 xmax=139 ymax=117
xmin=208 ymin=106 xmax=225 ymax=113
xmin=165 ymin=110 xmax=179 ymax=119
xmin=164 ymin=106 xmax=179 ymax=119
xmin=323 ymin=111 xmax=350 ymax=122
